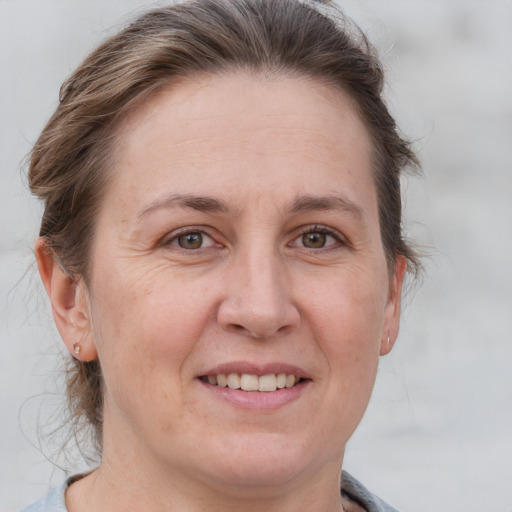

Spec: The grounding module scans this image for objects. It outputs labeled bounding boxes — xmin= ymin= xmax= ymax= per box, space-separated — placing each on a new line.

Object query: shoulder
xmin=341 ymin=471 xmax=400 ymax=512
xmin=19 ymin=481 xmax=68 ymax=512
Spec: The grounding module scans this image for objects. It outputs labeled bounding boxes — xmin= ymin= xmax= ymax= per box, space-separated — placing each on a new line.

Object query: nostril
xmin=223 ymin=320 xmax=296 ymax=340
xmin=229 ymin=323 xmax=248 ymax=333
xmin=224 ymin=323 xmax=263 ymax=338
xmin=216 ymin=292 xmax=300 ymax=339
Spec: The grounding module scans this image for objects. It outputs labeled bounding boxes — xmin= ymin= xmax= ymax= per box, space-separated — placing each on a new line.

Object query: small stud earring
xmin=73 ymin=342 xmax=82 ymax=355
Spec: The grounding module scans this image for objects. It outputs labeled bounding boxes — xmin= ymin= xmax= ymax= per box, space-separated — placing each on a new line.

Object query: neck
xmin=66 ymin=406 xmax=347 ymax=512
xmin=66 ymin=453 xmax=346 ymax=512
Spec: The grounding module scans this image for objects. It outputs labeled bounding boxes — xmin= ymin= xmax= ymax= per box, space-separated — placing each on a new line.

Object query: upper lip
xmin=199 ymin=361 xmax=310 ymax=380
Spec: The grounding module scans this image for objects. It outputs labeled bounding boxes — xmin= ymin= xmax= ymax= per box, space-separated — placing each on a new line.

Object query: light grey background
xmin=1 ymin=1 xmax=511 ymax=511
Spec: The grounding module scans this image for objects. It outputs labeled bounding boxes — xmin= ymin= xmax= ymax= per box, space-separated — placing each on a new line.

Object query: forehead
xmin=110 ymin=73 xmax=376 ymax=219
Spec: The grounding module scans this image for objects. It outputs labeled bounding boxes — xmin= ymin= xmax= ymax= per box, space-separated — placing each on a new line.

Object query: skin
xmin=36 ymin=73 xmax=406 ymax=512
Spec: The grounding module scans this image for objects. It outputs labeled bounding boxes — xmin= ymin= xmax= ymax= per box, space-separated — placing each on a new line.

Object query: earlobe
xmin=35 ymin=238 xmax=98 ymax=362
xmin=380 ymin=255 xmax=407 ymax=356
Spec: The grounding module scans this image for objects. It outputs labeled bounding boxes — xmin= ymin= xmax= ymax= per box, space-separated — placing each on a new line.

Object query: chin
xmin=194 ymin=432 xmax=326 ymax=494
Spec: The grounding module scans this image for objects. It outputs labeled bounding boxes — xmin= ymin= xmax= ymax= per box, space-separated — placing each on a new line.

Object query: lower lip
xmin=199 ymin=379 xmax=309 ymax=410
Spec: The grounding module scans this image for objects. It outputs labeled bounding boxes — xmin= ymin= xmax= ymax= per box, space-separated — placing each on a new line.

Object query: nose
xmin=216 ymin=249 xmax=300 ymax=339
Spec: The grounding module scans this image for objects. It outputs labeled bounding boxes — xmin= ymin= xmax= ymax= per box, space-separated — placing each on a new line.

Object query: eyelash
xmin=160 ymin=224 xmax=347 ymax=253
xmin=290 ymin=225 xmax=346 ymax=251
xmin=160 ymin=226 xmax=219 ymax=251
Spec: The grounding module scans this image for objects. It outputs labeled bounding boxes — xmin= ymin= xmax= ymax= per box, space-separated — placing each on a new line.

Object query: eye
xmin=167 ymin=230 xmax=216 ymax=250
xmin=301 ymin=232 xmax=329 ymax=249
xmin=291 ymin=226 xmax=341 ymax=250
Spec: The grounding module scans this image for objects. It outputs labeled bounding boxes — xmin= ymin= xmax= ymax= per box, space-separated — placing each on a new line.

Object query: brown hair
xmin=29 ymin=0 xmax=420 ymax=456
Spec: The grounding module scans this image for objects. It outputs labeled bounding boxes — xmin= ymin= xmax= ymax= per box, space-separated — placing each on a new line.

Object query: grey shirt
xmin=20 ymin=471 xmax=399 ymax=512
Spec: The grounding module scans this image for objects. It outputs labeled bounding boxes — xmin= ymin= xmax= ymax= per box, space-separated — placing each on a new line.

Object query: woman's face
xmin=81 ymin=74 xmax=405 ymax=492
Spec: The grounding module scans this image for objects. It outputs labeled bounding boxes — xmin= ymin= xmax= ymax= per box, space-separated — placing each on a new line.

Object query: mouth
xmin=200 ymin=373 xmax=304 ymax=392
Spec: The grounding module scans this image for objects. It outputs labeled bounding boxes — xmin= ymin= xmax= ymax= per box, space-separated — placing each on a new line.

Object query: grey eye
xmin=301 ymin=232 xmax=327 ymax=248
xmin=173 ymin=231 xmax=216 ymax=250
xmin=177 ymin=232 xmax=204 ymax=249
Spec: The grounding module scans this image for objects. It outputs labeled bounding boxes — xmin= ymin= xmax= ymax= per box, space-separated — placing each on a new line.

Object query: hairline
xmin=80 ymin=67 xmax=391 ymax=282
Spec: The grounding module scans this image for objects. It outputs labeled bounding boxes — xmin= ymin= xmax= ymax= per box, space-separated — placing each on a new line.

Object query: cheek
xmin=302 ymin=264 xmax=387 ymax=398
xmin=88 ymin=262 xmax=215 ymax=395
xmin=305 ymin=263 xmax=388 ymax=344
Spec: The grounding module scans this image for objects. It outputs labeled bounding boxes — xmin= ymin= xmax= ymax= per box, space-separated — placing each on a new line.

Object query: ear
xmin=35 ymin=238 xmax=98 ymax=361
xmin=380 ymin=254 xmax=407 ymax=356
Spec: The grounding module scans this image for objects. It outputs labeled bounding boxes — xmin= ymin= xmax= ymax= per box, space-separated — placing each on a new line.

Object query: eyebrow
xmin=288 ymin=194 xmax=364 ymax=220
xmin=138 ymin=192 xmax=364 ymax=221
xmin=138 ymin=194 xmax=233 ymax=219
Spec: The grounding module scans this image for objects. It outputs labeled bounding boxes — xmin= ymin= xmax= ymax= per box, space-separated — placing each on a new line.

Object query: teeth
xmin=259 ymin=374 xmax=277 ymax=392
xmin=205 ymin=373 xmax=300 ymax=392
xmin=240 ymin=374 xmax=259 ymax=391
xmin=217 ymin=374 xmax=228 ymax=387
xmin=276 ymin=373 xmax=286 ymax=389
xmin=285 ymin=374 xmax=295 ymax=388
xmin=227 ymin=373 xmax=241 ymax=389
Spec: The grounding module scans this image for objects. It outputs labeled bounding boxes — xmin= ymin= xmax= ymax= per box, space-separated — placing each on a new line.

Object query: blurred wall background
xmin=1 ymin=1 xmax=511 ymax=511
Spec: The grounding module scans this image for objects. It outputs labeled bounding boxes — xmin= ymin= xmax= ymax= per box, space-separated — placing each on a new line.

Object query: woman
xmin=22 ymin=0 xmax=420 ymax=510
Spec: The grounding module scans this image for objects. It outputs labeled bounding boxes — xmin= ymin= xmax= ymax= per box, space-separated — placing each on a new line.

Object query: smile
xmin=201 ymin=373 xmax=301 ymax=392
